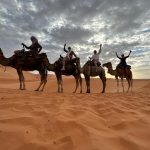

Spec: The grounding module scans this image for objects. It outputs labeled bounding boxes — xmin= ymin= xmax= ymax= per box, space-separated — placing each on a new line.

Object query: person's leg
xmin=75 ymin=57 xmax=81 ymax=72
xmin=94 ymin=60 xmax=98 ymax=71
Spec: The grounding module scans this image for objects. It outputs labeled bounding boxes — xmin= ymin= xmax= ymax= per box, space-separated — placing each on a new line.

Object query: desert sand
xmin=0 ymin=66 xmax=150 ymax=150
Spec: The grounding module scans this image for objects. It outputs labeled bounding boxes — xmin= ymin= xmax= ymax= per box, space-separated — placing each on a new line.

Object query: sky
xmin=0 ymin=0 xmax=150 ymax=79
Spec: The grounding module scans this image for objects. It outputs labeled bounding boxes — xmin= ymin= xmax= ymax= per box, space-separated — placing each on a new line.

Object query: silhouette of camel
xmin=103 ymin=62 xmax=133 ymax=92
xmin=0 ymin=48 xmax=48 ymax=91
xmin=45 ymin=56 xmax=82 ymax=93
xmin=82 ymin=60 xmax=106 ymax=93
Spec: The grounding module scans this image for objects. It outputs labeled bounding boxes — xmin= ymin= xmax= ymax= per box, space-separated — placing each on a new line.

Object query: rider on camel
xmin=116 ymin=50 xmax=132 ymax=70
xmin=62 ymin=43 xmax=78 ymax=70
xmin=89 ymin=44 xmax=102 ymax=68
xmin=21 ymin=36 xmax=42 ymax=57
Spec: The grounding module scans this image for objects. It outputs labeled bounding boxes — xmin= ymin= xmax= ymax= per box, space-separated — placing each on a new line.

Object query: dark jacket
xmin=116 ymin=51 xmax=131 ymax=67
xmin=24 ymin=42 xmax=42 ymax=55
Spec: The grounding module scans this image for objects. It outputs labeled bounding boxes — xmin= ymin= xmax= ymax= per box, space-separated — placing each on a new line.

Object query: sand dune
xmin=0 ymin=67 xmax=150 ymax=150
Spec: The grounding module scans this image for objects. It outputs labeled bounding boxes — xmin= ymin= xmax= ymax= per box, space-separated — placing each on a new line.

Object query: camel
xmin=0 ymin=48 xmax=48 ymax=91
xmin=82 ymin=60 xmax=106 ymax=93
xmin=45 ymin=56 xmax=82 ymax=93
xmin=103 ymin=62 xmax=133 ymax=92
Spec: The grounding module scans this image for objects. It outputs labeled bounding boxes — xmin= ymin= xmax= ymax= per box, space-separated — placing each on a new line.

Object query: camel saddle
xmin=117 ymin=65 xmax=131 ymax=70
xmin=14 ymin=50 xmax=46 ymax=64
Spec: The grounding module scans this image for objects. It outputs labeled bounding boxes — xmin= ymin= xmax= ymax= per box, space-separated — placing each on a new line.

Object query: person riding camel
xmin=116 ymin=50 xmax=132 ymax=70
xmin=62 ymin=43 xmax=77 ymax=70
xmin=21 ymin=36 xmax=42 ymax=57
xmin=89 ymin=44 xmax=102 ymax=68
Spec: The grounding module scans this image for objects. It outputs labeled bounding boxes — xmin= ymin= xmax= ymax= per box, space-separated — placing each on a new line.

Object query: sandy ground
xmin=0 ymin=67 xmax=150 ymax=150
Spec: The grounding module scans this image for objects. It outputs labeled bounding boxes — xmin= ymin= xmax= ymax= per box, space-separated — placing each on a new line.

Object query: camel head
xmin=58 ymin=55 xmax=64 ymax=62
xmin=0 ymin=48 xmax=4 ymax=57
xmin=103 ymin=62 xmax=112 ymax=68
xmin=60 ymin=55 xmax=63 ymax=59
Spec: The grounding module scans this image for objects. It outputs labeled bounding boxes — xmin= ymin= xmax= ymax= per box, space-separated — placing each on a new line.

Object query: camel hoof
xmin=35 ymin=89 xmax=39 ymax=91
xmin=86 ymin=91 xmax=90 ymax=93
xmin=101 ymin=91 xmax=105 ymax=93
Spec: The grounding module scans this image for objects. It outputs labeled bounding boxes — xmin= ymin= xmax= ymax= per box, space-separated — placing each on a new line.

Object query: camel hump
xmin=14 ymin=49 xmax=25 ymax=56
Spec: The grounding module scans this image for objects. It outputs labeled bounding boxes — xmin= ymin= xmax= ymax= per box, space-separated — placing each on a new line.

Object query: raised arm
xmin=98 ymin=44 xmax=102 ymax=54
xmin=116 ymin=52 xmax=121 ymax=59
xmin=64 ymin=43 xmax=68 ymax=53
xmin=125 ymin=50 xmax=132 ymax=58
xmin=21 ymin=43 xmax=30 ymax=49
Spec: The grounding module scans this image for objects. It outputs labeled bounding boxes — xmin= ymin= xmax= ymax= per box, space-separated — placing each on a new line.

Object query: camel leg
xmin=85 ymin=75 xmax=90 ymax=93
xmin=126 ymin=78 xmax=131 ymax=92
xmin=18 ymin=73 xmax=22 ymax=90
xmin=116 ymin=76 xmax=119 ymax=92
xmin=73 ymin=75 xmax=79 ymax=93
xmin=100 ymin=77 xmax=106 ymax=93
xmin=131 ymin=79 xmax=133 ymax=92
xmin=57 ymin=79 xmax=61 ymax=93
xmin=60 ymin=75 xmax=63 ymax=93
xmin=79 ymin=75 xmax=82 ymax=93
xmin=121 ymin=78 xmax=124 ymax=92
xmin=35 ymin=71 xmax=45 ymax=91
xmin=17 ymin=69 xmax=25 ymax=90
xmin=40 ymin=78 xmax=47 ymax=91
xmin=22 ymin=74 xmax=25 ymax=90
xmin=99 ymin=71 xmax=106 ymax=93
xmin=129 ymin=71 xmax=133 ymax=92
xmin=131 ymin=72 xmax=133 ymax=92
xmin=56 ymin=79 xmax=60 ymax=93
xmin=55 ymin=73 xmax=61 ymax=93
xmin=35 ymin=80 xmax=44 ymax=91
xmin=40 ymin=71 xmax=47 ymax=91
xmin=18 ymin=74 xmax=22 ymax=90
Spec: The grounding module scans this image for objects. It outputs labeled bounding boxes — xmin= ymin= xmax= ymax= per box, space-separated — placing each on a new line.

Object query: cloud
xmin=50 ymin=24 xmax=93 ymax=44
xmin=0 ymin=0 xmax=149 ymax=78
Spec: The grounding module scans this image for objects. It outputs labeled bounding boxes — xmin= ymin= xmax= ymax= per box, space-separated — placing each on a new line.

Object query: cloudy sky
xmin=0 ymin=0 xmax=150 ymax=78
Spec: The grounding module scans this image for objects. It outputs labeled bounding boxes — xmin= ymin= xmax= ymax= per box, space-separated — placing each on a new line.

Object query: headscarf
xmin=30 ymin=36 xmax=38 ymax=44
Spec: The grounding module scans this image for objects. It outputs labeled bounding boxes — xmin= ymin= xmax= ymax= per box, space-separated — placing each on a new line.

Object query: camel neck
xmin=107 ymin=66 xmax=116 ymax=76
xmin=0 ymin=55 xmax=10 ymax=66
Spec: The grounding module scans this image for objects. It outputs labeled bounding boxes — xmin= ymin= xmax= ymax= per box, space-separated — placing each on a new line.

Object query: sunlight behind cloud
xmin=0 ymin=0 xmax=149 ymax=79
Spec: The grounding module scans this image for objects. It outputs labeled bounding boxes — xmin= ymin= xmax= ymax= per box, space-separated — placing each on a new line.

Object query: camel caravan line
xmin=0 ymin=38 xmax=133 ymax=93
